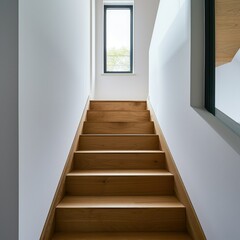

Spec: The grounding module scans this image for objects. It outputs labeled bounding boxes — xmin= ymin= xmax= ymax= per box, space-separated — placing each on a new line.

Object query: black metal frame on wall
xmin=104 ymin=5 xmax=133 ymax=73
xmin=205 ymin=0 xmax=215 ymax=115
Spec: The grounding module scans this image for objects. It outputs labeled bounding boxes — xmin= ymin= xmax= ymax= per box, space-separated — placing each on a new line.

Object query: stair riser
xmin=66 ymin=176 xmax=174 ymax=196
xmin=55 ymin=208 xmax=186 ymax=232
xmin=87 ymin=111 xmax=150 ymax=122
xmin=52 ymin=232 xmax=193 ymax=240
xmin=78 ymin=136 xmax=160 ymax=151
xmin=82 ymin=122 xmax=155 ymax=134
xmin=73 ymin=153 xmax=166 ymax=170
xmin=90 ymin=101 xmax=147 ymax=111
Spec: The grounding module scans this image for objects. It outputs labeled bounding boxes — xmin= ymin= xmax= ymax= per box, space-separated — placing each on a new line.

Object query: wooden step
xmin=73 ymin=151 xmax=166 ymax=170
xmin=82 ymin=122 xmax=155 ymax=134
xmin=55 ymin=208 xmax=186 ymax=232
xmin=52 ymin=232 xmax=192 ymax=240
xmin=57 ymin=196 xmax=184 ymax=208
xmin=66 ymin=170 xmax=174 ymax=196
xmin=55 ymin=196 xmax=186 ymax=232
xmin=46 ymin=100 xmax=197 ymax=239
xmin=90 ymin=101 xmax=147 ymax=111
xmin=86 ymin=111 xmax=150 ymax=122
xmin=68 ymin=169 xmax=171 ymax=176
xmin=78 ymin=135 xmax=160 ymax=151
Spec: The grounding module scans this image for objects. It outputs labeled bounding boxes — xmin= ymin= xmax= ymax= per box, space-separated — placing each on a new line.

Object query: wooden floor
xmin=51 ymin=101 xmax=192 ymax=239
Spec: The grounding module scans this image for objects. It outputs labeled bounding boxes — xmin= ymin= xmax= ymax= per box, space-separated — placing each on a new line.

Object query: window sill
xmin=101 ymin=73 xmax=136 ymax=76
xmin=194 ymin=107 xmax=240 ymax=156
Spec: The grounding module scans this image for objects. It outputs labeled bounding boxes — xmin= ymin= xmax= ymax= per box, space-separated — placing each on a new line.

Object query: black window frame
xmin=205 ymin=0 xmax=215 ymax=115
xmin=104 ymin=5 xmax=133 ymax=74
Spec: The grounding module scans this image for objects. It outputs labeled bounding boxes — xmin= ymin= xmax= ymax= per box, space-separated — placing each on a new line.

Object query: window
xmin=205 ymin=0 xmax=240 ymax=136
xmin=104 ymin=5 xmax=133 ymax=73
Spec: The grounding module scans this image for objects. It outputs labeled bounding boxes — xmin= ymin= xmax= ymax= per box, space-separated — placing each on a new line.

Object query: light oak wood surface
xmin=57 ymin=196 xmax=184 ymax=208
xmin=87 ymin=110 xmax=150 ymax=122
xmin=45 ymin=100 xmax=197 ymax=239
xmin=55 ymin=208 xmax=186 ymax=232
xmin=66 ymin=175 xmax=174 ymax=196
xmin=216 ymin=0 xmax=240 ymax=65
xmin=52 ymin=232 xmax=192 ymax=240
xmin=82 ymin=121 xmax=155 ymax=134
xmin=90 ymin=100 xmax=147 ymax=111
xmin=73 ymin=151 xmax=166 ymax=170
xmin=67 ymin=169 xmax=172 ymax=176
xmin=78 ymin=134 xmax=160 ymax=150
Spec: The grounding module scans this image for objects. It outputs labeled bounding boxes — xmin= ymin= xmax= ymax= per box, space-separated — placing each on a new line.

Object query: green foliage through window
xmin=107 ymin=47 xmax=130 ymax=72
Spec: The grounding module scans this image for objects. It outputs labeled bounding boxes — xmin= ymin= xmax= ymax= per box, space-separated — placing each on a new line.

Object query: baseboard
xmin=147 ymin=99 xmax=206 ymax=240
xmin=40 ymin=97 xmax=90 ymax=240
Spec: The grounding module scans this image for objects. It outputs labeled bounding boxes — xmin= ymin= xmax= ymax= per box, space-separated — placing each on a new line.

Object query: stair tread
xmin=75 ymin=150 xmax=164 ymax=154
xmin=67 ymin=169 xmax=172 ymax=177
xmin=83 ymin=121 xmax=154 ymax=123
xmin=88 ymin=110 xmax=149 ymax=112
xmin=57 ymin=196 xmax=184 ymax=208
xmin=80 ymin=134 xmax=157 ymax=136
xmin=90 ymin=100 xmax=147 ymax=102
xmin=52 ymin=232 xmax=192 ymax=240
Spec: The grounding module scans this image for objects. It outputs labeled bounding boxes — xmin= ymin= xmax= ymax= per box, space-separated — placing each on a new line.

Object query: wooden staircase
xmin=51 ymin=101 xmax=192 ymax=240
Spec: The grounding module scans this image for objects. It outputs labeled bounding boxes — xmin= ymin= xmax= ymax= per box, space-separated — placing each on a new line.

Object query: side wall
xmin=0 ymin=0 xmax=18 ymax=239
xmin=94 ymin=0 xmax=159 ymax=100
xmin=149 ymin=0 xmax=240 ymax=239
xmin=19 ymin=1 xmax=91 ymax=239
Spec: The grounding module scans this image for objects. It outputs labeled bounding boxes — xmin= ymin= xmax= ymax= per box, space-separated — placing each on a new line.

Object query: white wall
xmin=0 ymin=0 xmax=18 ymax=239
xmin=91 ymin=0 xmax=96 ymax=98
xmin=216 ymin=50 xmax=240 ymax=123
xmin=149 ymin=0 xmax=240 ymax=239
xmin=19 ymin=1 xmax=91 ymax=239
xmin=94 ymin=0 xmax=159 ymax=100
